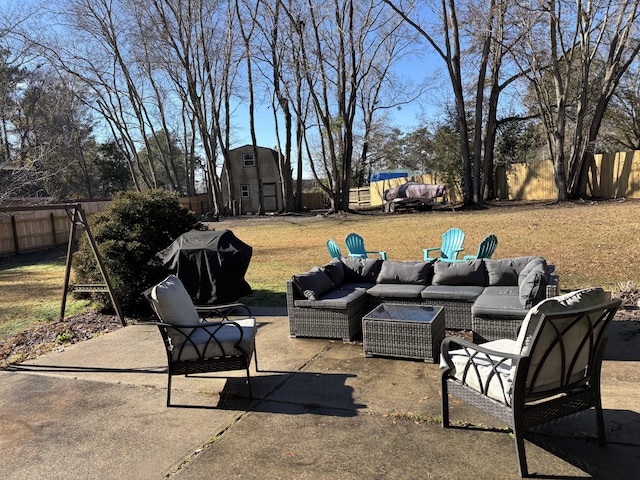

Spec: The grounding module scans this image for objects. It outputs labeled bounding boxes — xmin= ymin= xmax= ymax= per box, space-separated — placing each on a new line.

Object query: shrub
xmin=73 ymin=189 xmax=200 ymax=314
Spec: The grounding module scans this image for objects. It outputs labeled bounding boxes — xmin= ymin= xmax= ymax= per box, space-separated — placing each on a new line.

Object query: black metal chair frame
xmin=144 ymin=291 xmax=258 ymax=407
xmin=440 ymin=298 xmax=621 ymax=477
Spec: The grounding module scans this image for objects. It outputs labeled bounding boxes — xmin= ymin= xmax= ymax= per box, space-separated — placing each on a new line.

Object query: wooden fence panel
xmin=301 ymin=192 xmax=327 ymax=210
xmin=178 ymin=194 xmax=212 ymax=215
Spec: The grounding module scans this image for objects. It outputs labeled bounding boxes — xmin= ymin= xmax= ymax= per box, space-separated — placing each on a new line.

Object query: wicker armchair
xmin=440 ymin=288 xmax=620 ymax=477
xmin=145 ymin=275 xmax=258 ymax=407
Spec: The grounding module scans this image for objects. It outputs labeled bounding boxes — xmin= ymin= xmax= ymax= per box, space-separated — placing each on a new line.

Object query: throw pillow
xmin=292 ymin=267 xmax=334 ymax=300
xmin=518 ymin=269 xmax=548 ymax=307
xmin=321 ymin=258 xmax=345 ymax=286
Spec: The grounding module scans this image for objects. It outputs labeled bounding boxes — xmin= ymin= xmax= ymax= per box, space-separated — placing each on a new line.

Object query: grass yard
xmin=1 ymin=199 xmax=639 ymax=343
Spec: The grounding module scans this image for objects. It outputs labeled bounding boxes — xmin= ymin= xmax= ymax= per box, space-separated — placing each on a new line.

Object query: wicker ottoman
xmin=362 ymin=303 xmax=445 ymax=362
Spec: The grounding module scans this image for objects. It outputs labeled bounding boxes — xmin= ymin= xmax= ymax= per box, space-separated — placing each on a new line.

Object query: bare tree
xmin=511 ymin=0 xmax=640 ymax=201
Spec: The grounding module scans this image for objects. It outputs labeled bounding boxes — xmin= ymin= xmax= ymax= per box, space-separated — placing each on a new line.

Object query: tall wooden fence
xmin=0 ymin=200 xmax=110 ymax=257
xmin=501 ymin=150 xmax=640 ymax=200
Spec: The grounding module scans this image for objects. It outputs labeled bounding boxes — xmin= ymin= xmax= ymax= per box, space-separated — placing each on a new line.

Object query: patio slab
xmin=1 ymin=309 xmax=639 ymax=479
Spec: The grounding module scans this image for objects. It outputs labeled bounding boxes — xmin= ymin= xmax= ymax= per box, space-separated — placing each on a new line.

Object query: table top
xmin=363 ymin=303 xmax=443 ymax=324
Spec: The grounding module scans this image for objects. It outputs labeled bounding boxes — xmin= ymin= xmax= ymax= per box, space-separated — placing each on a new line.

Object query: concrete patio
xmin=1 ymin=307 xmax=639 ymax=479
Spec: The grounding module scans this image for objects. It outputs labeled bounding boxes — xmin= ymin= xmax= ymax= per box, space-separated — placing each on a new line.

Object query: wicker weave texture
xmin=446 ymin=379 xmax=514 ymax=425
xmin=170 ymin=356 xmax=248 ymax=376
xmin=287 ymin=281 xmax=367 ymax=340
xmin=362 ymin=306 xmax=445 ymax=362
xmin=421 ymin=299 xmax=473 ymax=330
xmin=472 ymin=315 xmax=523 ymax=342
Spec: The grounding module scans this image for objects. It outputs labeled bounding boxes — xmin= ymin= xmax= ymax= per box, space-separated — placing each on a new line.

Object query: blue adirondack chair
xmin=327 ymin=239 xmax=342 ymax=258
xmin=463 ymin=234 xmax=498 ymax=260
xmin=423 ymin=228 xmax=465 ymax=261
xmin=345 ymin=233 xmax=387 ymax=260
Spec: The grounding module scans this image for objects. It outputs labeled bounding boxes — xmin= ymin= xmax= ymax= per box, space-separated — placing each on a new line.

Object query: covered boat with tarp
xmin=157 ymin=229 xmax=252 ymax=305
xmin=382 ymin=182 xmax=447 ymax=213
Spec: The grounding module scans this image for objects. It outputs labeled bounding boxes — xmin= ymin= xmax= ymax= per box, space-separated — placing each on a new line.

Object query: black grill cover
xmin=157 ymin=229 xmax=252 ymax=305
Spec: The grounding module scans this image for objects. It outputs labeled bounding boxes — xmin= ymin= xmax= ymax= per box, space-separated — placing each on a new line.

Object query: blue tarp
xmin=369 ymin=171 xmax=409 ymax=183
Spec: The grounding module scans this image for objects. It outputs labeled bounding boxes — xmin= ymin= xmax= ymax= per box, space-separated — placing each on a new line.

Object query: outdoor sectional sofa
xmin=286 ymin=256 xmax=559 ymax=343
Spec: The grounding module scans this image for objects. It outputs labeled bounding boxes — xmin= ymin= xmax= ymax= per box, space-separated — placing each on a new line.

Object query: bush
xmin=73 ymin=189 xmax=201 ymax=314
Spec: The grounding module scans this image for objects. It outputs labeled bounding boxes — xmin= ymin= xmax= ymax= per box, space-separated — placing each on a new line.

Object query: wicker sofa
xmin=287 ymin=256 xmax=558 ymax=342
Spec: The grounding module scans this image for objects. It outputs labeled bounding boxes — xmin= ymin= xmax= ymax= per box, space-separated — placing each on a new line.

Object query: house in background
xmin=221 ymin=145 xmax=282 ymax=214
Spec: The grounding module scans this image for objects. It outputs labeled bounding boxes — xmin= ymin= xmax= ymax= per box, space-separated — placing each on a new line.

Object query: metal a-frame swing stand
xmin=60 ymin=204 xmax=126 ymax=326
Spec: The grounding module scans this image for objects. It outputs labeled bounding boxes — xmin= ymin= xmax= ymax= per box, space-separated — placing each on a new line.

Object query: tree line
xmin=1 ymin=0 xmax=639 ymax=212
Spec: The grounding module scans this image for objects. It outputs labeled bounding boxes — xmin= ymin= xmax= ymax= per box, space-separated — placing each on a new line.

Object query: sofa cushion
xmin=171 ymin=318 xmax=256 ymax=362
xmin=149 ymin=275 xmax=200 ymax=326
xmin=471 ymin=293 xmax=529 ymax=318
xmin=421 ymin=285 xmax=485 ymax=301
xmin=441 ymin=338 xmax=517 ymax=404
xmin=294 ymin=285 xmax=368 ymax=309
xmin=321 ymin=258 xmax=345 ymax=286
xmin=340 ymin=257 xmax=383 ymax=283
xmin=377 ymin=260 xmax=433 ymax=285
xmin=366 ymin=283 xmax=426 ymax=299
xmin=513 ymin=287 xmax=610 ymax=393
xmin=514 ymin=287 xmax=610 ymax=355
xmin=485 ymin=256 xmax=542 ymax=286
xmin=291 ymin=267 xmax=334 ymax=300
xmin=481 ymin=285 xmax=520 ymax=296
xmin=432 ymin=259 xmax=487 ymax=286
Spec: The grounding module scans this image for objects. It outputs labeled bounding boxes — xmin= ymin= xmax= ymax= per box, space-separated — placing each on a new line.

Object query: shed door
xmin=263 ymin=183 xmax=278 ymax=211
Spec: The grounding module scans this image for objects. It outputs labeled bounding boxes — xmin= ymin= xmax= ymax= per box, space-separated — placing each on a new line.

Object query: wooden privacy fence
xmin=501 ymin=151 xmax=640 ymax=200
xmin=0 ymin=200 xmax=110 ymax=257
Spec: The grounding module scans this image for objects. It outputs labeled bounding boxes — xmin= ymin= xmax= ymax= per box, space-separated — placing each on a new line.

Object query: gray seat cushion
xmin=421 ymin=285 xmax=485 ymax=301
xmin=294 ymin=283 xmax=369 ymax=309
xmin=472 ymin=293 xmax=529 ymax=318
xmin=171 ymin=319 xmax=256 ymax=362
xmin=366 ymin=283 xmax=425 ymax=299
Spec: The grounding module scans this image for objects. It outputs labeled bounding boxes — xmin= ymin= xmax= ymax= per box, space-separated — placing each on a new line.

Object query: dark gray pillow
xmin=432 ymin=259 xmax=488 ymax=286
xmin=292 ymin=267 xmax=334 ymax=300
xmin=518 ymin=270 xmax=548 ymax=307
xmin=377 ymin=261 xmax=433 ymax=285
xmin=518 ymin=257 xmax=548 ymax=283
xmin=321 ymin=258 xmax=345 ymax=286
xmin=340 ymin=257 xmax=383 ymax=283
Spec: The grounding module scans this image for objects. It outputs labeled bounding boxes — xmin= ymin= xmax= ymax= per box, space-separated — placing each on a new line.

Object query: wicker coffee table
xmin=362 ymin=303 xmax=445 ymax=362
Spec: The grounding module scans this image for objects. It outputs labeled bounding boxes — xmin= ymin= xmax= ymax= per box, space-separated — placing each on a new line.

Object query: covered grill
xmin=157 ymin=229 xmax=252 ymax=305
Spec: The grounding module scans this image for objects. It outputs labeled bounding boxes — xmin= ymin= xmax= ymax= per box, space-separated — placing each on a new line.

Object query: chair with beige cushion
xmin=440 ymin=287 xmax=621 ymax=477
xmin=145 ymin=275 xmax=258 ymax=406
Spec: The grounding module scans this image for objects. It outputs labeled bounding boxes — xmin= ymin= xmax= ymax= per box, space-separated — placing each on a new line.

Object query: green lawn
xmin=1 ymin=200 xmax=638 ymax=342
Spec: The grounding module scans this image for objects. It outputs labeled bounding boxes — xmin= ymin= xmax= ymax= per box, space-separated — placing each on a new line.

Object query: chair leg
xmin=594 ymin=396 xmax=607 ymax=445
xmin=512 ymin=417 xmax=528 ymax=478
xmin=166 ymin=374 xmax=172 ymax=407
xmin=253 ymin=341 xmax=259 ymax=372
xmin=440 ymin=377 xmax=450 ymax=428
xmin=245 ymin=366 xmax=253 ymax=399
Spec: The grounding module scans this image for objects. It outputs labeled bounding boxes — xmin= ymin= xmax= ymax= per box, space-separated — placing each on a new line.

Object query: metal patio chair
xmin=144 ymin=275 xmax=258 ymax=406
xmin=440 ymin=288 xmax=621 ymax=477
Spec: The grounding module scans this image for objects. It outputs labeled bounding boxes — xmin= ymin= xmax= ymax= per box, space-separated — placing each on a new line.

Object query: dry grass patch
xmin=213 ymin=199 xmax=640 ymax=296
xmin=1 ymin=199 xmax=638 ymax=343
